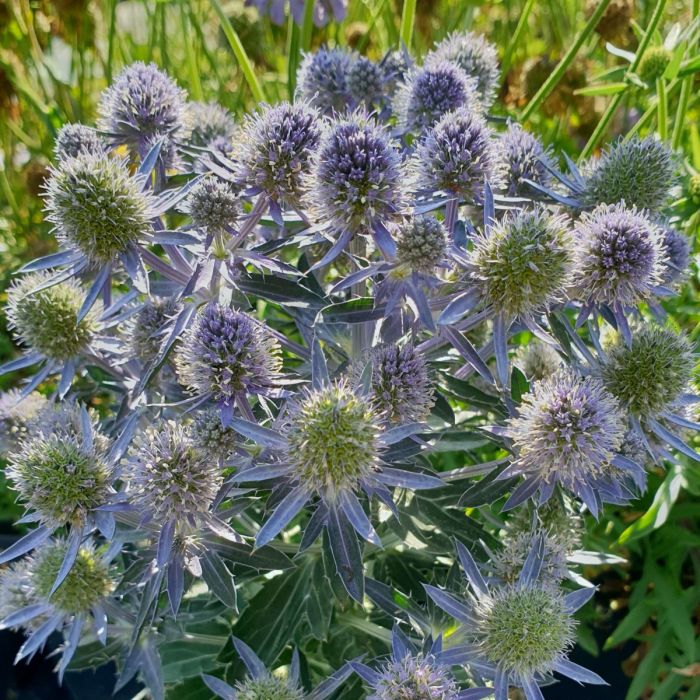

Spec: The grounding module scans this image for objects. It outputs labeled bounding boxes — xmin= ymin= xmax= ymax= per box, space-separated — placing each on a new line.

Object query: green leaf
xmin=604 ymin=600 xmax=654 ymax=649
xmin=510 ymin=366 xmax=529 ymax=403
xmin=161 ymin=633 xmax=229 ymax=683
xmin=618 ymin=464 xmax=685 ymax=544
xmin=573 ymin=82 xmax=628 ymax=96
xmin=321 ymin=297 xmax=385 ymax=323
xmin=651 ymin=566 xmax=695 ymax=662
xmin=236 ymin=275 xmax=325 ymax=308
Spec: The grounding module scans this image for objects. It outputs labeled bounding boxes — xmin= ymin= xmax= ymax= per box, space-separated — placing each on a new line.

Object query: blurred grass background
xmin=0 ymin=1 xmax=699 ymax=697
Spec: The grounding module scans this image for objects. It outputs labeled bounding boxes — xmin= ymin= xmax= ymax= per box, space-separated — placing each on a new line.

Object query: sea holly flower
xmin=440 ymin=203 xmax=573 ymax=388
xmin=305 ymin=111 xmax=403 ymax=264
xmin=229 ymin=373 xmax=442 ymax=601
xmin=347 ymin=56 xmax=385 ymax=108
xmin=359 ymin=343 xmax=436 ymax=424
xmin=124 ymin=296 xmax=181 ymax=365
xmin=98 ymin=61 xmax=190 ymax=169
xmin=570 ymin=203 xmax=666 ymax=332
xmin=203 ymin=636 xmax=353 ymax=700
xmin=246 ymin=0 xmax=347 ymax=27
xmin=2 ymin=271 xmax=113 ymax=394
xmin=181 ymin=175 xmax=241 ymax=234
xmin=175 ymin=303 xmax=282 ymax=422
xmin=54 ymin=123 xmax=107 ymax=162
xmin=424 ymin=540 xmax=606 ymax=700
xmin=186 ymin=101 xmax=237 ymax=150
xmin=0 ymin=538 xmax=118 ymax=681
xmin=596 ymin=323 xmax=700 ymax=463
xmin=392 ymin=61 xmax=478 ymax=133
xmin=425 ymin=31 xmax=500 ymax=107
xmin=235 ymin=101 xmax=323 ymax=213
xmin=410 ymin=107 xmax=498 ymax=211
xmin=658 ymin=223 xmax=691 ymax=286
xmin=547 ymin=136 xmax=676 ymax=212
xmin=295 ymin=47 xmax=354 ymax=114
xmin=498 ymin=123 xmax=555 ymax=198
xmin=190 ymin=408 xmax=239 ymax=463
xmin=351 ymin=626 xmax=492 ymax=700
xmin=514 ymin=340 xmax=562 ymax=382
xmin=0 ymin=389 xmax=49 ymax=451
xmin=123 ymin=419 xmax=248 ymax=612
xmin=498 ymin=369 xmax=641 ymax=515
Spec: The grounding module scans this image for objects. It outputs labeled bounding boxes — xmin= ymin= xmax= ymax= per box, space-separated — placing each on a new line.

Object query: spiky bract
xmin=6 ymin=272 xmax=99 ymax=361
xmin=44 ymin=152 xmax=153 ymax=263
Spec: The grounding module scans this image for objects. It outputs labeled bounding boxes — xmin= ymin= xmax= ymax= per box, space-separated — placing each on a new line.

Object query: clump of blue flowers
xmin=0 ymin=25 xmax=696 ymax=700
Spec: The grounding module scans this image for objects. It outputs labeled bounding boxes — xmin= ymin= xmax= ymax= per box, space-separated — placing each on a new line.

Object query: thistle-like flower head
xmin=424 ymin=541 xmax=604 ymax=696
xmin=499 ymin=123 xmax=555 ymax=197
xmin=467 ymin=207 xmax=573 ymax=318
xmin=44 ymin=152 xmax=154 ymax=264
xmin=514 ymin=341 xmax=562 ymax=382
xmin=659 ymin=223 xmax=690 ymax=286
xmin=599 ymin=324 xmax=695 ymax=417
xmin=175 ymin=303 xmax=281 ymax=407
xmin=474 ymin=585 xmax=575 ymax=677
xmin=285 ymin=379 xmax=381 ymax=499
xmin=306 ymin=112 xmax=402 ymax=235
xmin=393 ymin=61 xmax=477 ymax=133
xmin=6 ymin=416 xmax=111 ymax=529
xmin=55 ymin=123 xmax=106 ymax=162
xmin=236 ymin=101 xmax=322 ymax=206
xmin=98 ymin=61 xmax=189 ymax=165
xmin=234 ymin=677 xmax=304 ymax=700
xmin=369 ymin=653 xmax=459 ymax=700
xmin=6 ymin=272 xmax=100 ymax=362
xmin=191 ymin=409 xmax=238 ymax=462
xmin=638 ymin=46 xmax=672 ymax=84
xmin=125 ymin=420 xmax=221 ymax=524
xmin=30 ymin=540 xmax=113 ymax=615
xmin=182 ymin=175 xmax=240 ymax=232
xmin=0 ymin=558 xmax=40 ymax=630
xmin=295 ymin=47 xmax=353 ymax=114
xmin=582 ymin=136 xmax=675 ymax=211
xmin=411 ymin=107 xmax=497 ymax=202
xmin=504 ymin=370 xmax=626 ymax=506
xmin=571 ymin=202 xmax=664 ymax=307
xmin=0 ymin=390 xmax=49 ymax=452
xmin=395 ymin=215 xmax=447 ymax=276
xmin=126 ymin=296 xmax=180 ymax=364
xmin=347 ymin=56 xmax=385 ymax=106
xmin=363 ymin=343 xmax=435 ymax=424
xmin=187 ymin=101 xmax=237 ymax=149
xmin=426 ymin=30 xmax=500 ymax=106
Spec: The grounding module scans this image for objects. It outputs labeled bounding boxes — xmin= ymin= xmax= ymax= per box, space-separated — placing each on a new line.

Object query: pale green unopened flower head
xmin=468 ymin=208 xmax=573 ymax=317
xmin=491 ymin=529 xmax=569 ymax=586
xmin=599 ymin=325 xmax=695 ymax=417
xmin=689 ymin=174 xmax=700 ymax=205
xmin=191 ymin=409 xmax=238 ymax=461
xmin=514 ymin=341 xmax=562 ymax=382
xmin=475 ymin=586 xmax=575 ymax=676
xmin=44 ymin=152 xmax=153 ymax=264
xmin=6 ymin=272 xmax=99 ymax=361
xmin=286 ymin=380 xmax=381 ymax=498
xmin=395 ymin=216 xmax=447 ymax=276
xmin=0 ymin=390 xmax=49 ymax=451
xmin=234 ymin=676 xmax=304 ymax=700
xmin=31 ymin=541 xmax=113 ymax=615
xmin=7 ymin=432 xmax=111 ymax=529
xmin=639 ymin=46 xmax=672 ymax=84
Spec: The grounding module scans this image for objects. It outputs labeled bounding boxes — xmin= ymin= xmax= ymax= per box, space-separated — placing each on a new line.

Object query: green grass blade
xmin=656 ymin=78 xmax=667 ymax=141
xmin=520 ymin=0 xmax=612 ymax=122
xmin=399 ymin=0 xmax=417 ymax=49
xmin=500 ymin=0 xmax=535 ymax=79
xmin=180 ymin=1 xmax=203 ymax=101
xmin=210 ymin=0 xmax=265 ymax=103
